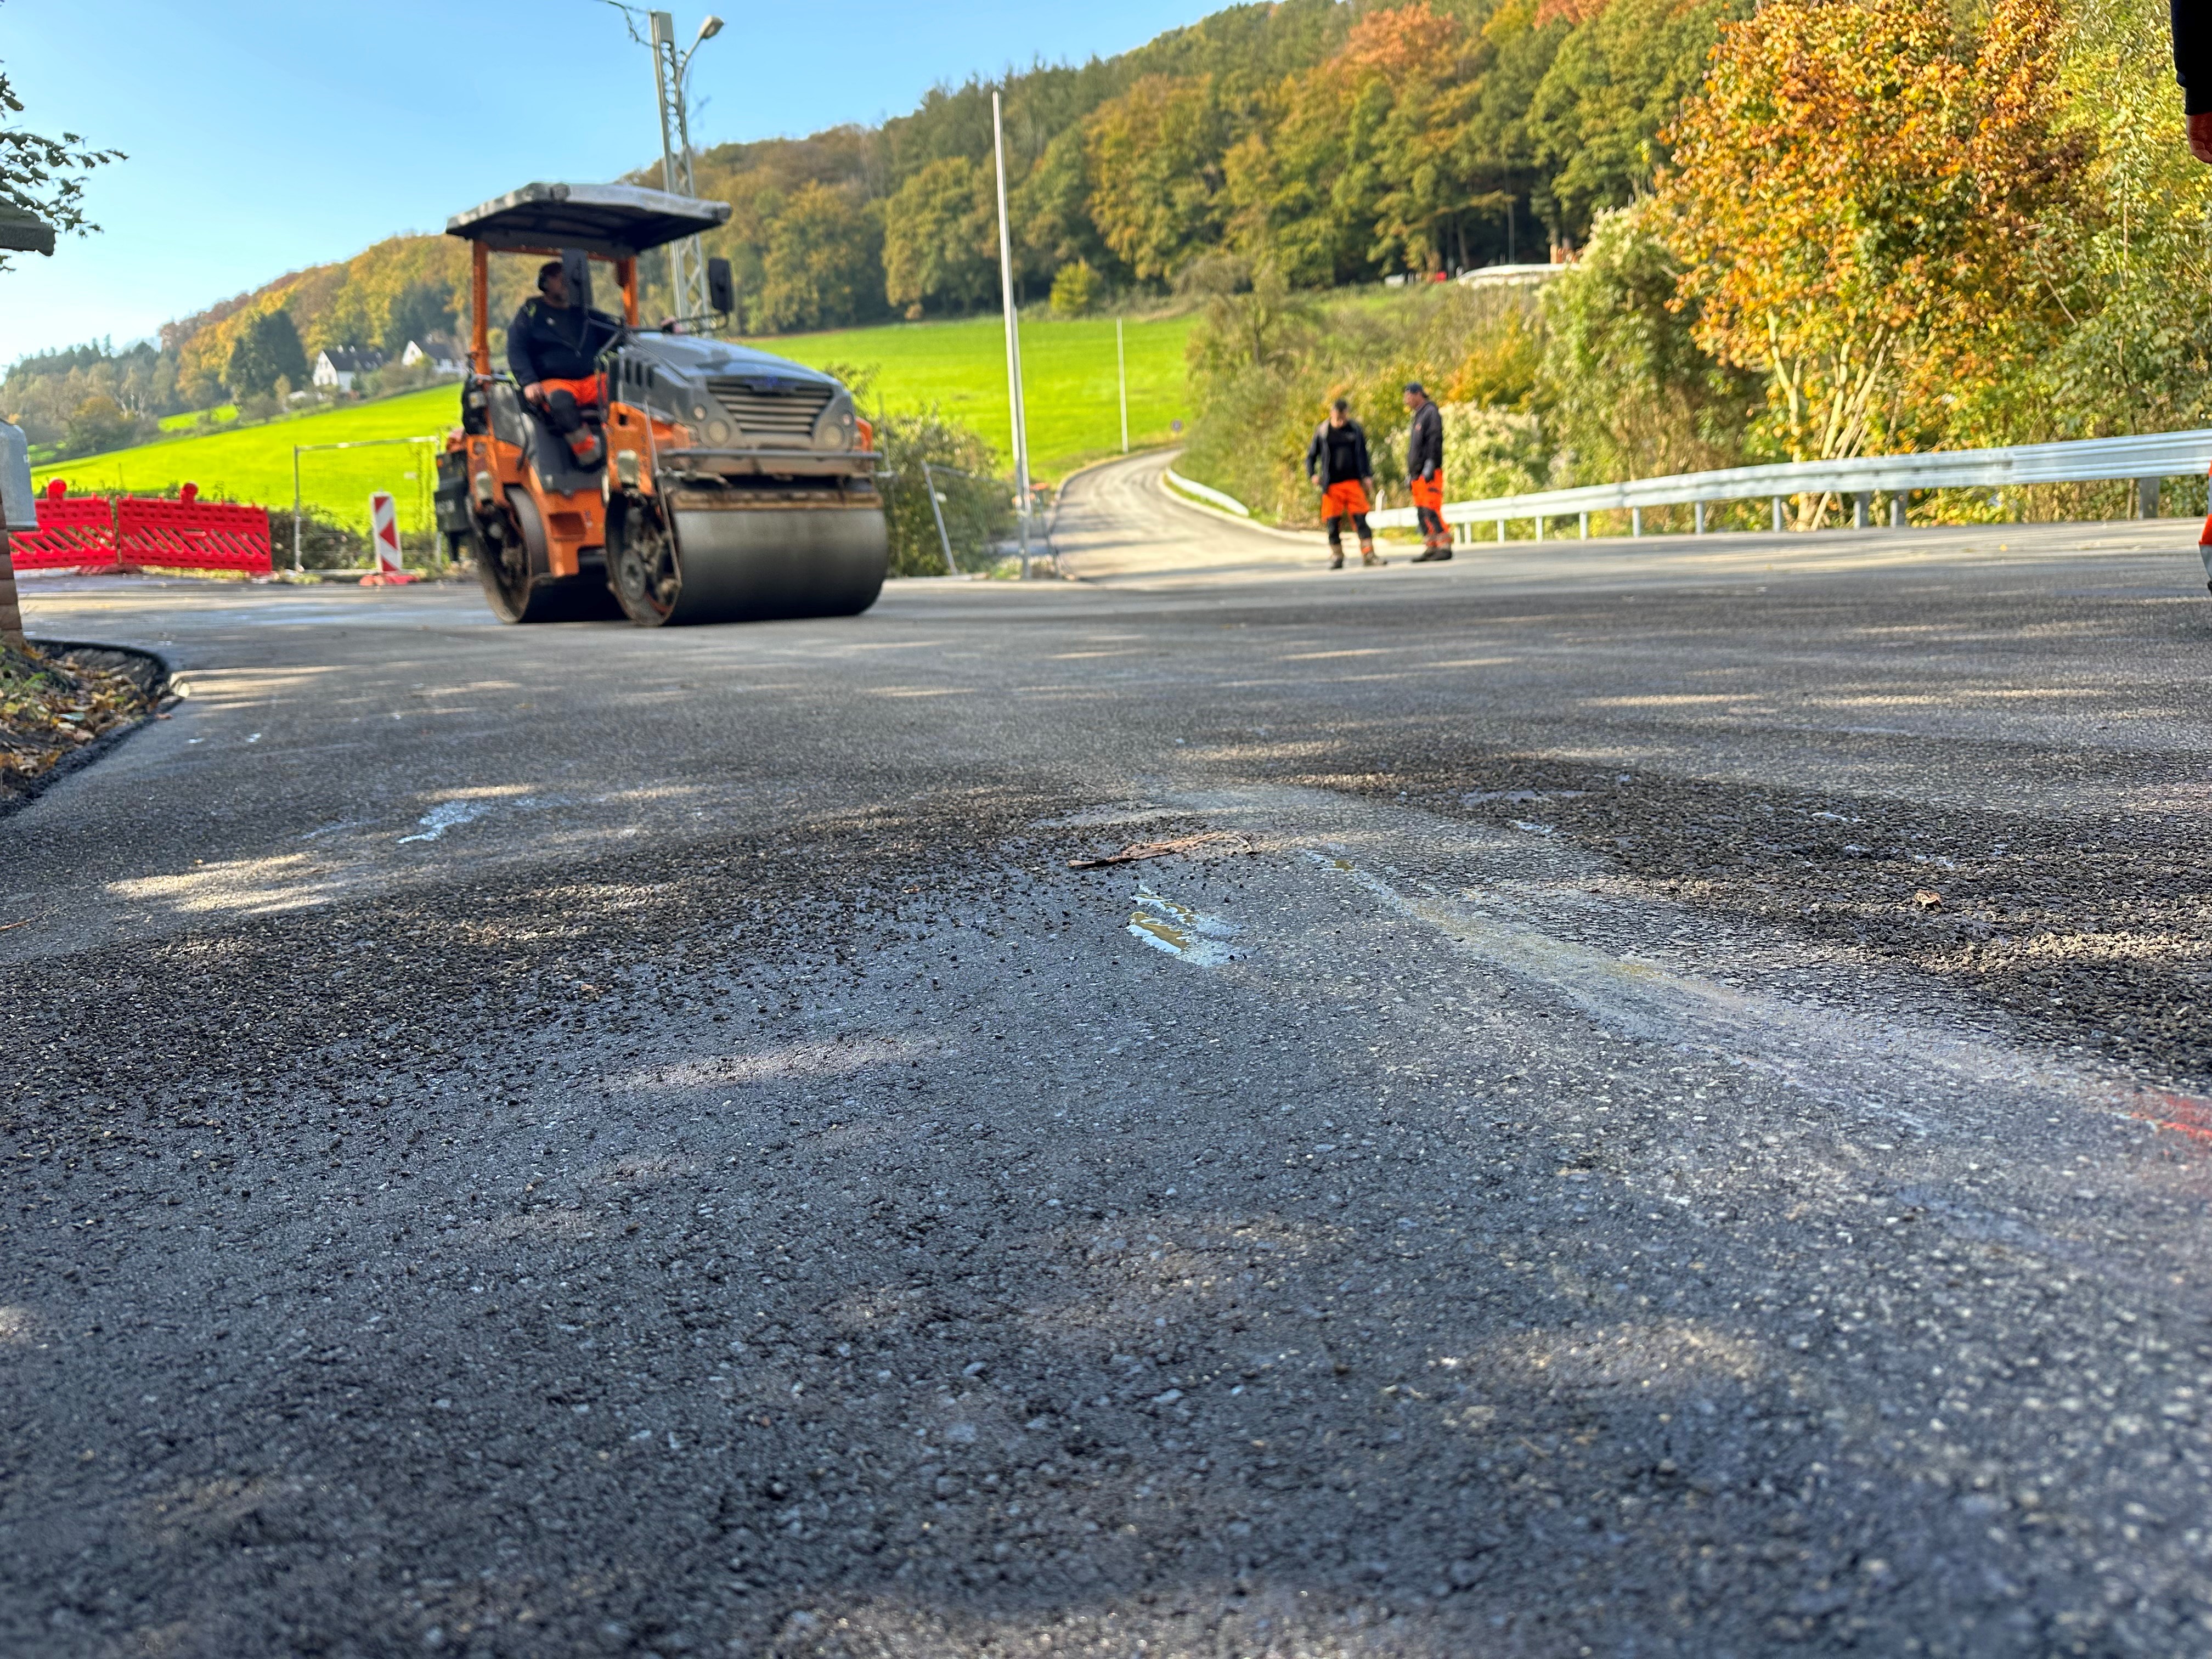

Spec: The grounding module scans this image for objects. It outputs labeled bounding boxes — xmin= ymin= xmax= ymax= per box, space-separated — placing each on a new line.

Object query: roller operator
xmin=508 ymin=259 xmax=621 ymax=463
xmin=510 ymin=261 xmax=619 ymax=400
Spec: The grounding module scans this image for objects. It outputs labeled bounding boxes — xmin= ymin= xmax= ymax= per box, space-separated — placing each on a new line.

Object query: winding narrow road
xmin=5 ymin=488 xmax=2211 ymax=1657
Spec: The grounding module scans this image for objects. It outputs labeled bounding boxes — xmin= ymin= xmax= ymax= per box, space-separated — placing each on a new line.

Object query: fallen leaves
xmin=1 ymin=643 xmax=160 ymax=802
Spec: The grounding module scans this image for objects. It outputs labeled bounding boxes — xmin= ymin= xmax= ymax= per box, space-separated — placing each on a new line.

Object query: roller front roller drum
xmin=610 ymin=495 xmax=887 ymax=627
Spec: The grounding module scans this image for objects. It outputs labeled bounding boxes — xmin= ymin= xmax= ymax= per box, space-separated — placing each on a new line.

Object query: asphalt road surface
xmin=8 ymin=458 xmax=2212 ymax=1658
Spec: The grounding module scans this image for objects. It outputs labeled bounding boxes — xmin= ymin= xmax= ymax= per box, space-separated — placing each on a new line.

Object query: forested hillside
xmin=657 ymin=0 xmax=1735 ymax=332
xmin=4 ymin=0 xmax=1729 ymax=449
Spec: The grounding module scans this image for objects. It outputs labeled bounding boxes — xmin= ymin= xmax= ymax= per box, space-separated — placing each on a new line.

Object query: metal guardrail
xmin=1164 ymin=466 xmax=1251 ymax=518
xmin=1367 ymin=428 xmax=2212 ymax=539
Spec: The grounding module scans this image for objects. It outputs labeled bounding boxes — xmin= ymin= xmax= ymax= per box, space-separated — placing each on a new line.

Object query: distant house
xmin=311 ymin=347 xmax=385 ymax=393
xmin=400 ymin=335 xmax=467 ymax=377
xmin=1454 ymin=263 xmax=1566 ymax=292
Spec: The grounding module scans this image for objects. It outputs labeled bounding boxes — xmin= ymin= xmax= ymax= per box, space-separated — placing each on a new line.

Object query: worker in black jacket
xmin=507 ymin=259 xmax=622 ymax=470
xmin=1403 ymin=381 xmax=1449 ymax=562
xmin=1305 ymin=398 xmax=1383 ymax=569
xmin=507 ymin=260 xmax=621 ymax=408
xmin=2179 ymin=1 xmax=2212 ymax=162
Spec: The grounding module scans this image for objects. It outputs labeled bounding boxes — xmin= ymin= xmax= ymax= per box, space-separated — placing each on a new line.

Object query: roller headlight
xmin=815 ymin=409 xmax=855 ymax=450
xmin=706 ymin=419 xmax=732 ymax=444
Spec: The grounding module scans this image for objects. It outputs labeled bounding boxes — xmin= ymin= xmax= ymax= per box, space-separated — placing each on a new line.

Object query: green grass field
xmin=34 ymin=386 xmax=458 ymax=535
xmin=31 ymin=308 xmax=1196 ymax=532
xmin=747 ymin=309 xmax=1195 ymax=481
xmin=156 ymin=404 xmax=239 ymax=432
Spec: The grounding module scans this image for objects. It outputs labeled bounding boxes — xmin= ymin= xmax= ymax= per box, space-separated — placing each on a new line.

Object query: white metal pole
xmin=991 ymin=91 xmax=1032 ymax=574
xmin=1116 ymin=316 xmax=1128 ymax=455
xmin=649 ymin=12 xmax=703 ymax=323
xmin=922 ymin=460 xmax=957 ymax=575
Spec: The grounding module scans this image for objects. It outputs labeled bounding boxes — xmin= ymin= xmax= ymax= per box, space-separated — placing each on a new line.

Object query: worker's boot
xmin=1328 ymin=546 xmax=1344 ymax=569
xmin=1360 ymin=540 xmax=1385 ymax=567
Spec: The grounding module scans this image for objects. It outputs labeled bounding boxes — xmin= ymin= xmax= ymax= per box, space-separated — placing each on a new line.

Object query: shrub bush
xmin=1049 ymin=261 xmax=1102 ymax=317
xmin=871 ymin=406 xmax=1014 ymax=576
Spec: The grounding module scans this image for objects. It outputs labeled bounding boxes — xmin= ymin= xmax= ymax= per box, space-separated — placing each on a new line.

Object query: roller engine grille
xmin=706 ymin=376 xmax=833 ymax=441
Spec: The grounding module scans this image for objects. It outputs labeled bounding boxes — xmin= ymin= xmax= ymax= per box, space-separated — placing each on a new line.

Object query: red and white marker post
xmin=370 ymin=491 xmax=403 ymax=573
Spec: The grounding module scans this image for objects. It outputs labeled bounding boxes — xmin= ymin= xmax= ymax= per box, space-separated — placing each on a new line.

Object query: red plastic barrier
xmin=115 ymin=497 xmax=271 ymax=574
xmin=10 ymin=492 xmax=119 ymax=570
xmin=10 ymin=486 xmax=273 ymax=575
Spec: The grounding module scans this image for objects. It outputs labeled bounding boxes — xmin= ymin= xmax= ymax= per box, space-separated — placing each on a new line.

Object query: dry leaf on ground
xmin=1068 ymin=831 xmax=1257 ymax=870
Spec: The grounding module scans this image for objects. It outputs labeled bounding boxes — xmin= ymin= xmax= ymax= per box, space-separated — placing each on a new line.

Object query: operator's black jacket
xmin=1306 ymin=417 xmax=1374 ymax=488
xmin=2179 ymin=0 xmax=2210 ymax=114
xmin=1406 ymin=398 xmax=1443 ymax=481
xmin=506 ymin=297 xmax=620 ymax=385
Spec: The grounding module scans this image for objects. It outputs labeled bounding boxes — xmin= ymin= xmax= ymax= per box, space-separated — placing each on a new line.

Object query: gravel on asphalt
xmin=4 ymin=551 xmax=2212 ymax=1659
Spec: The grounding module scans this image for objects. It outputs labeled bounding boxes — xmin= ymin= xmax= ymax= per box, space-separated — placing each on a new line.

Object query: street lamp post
xmin=990 ymin=91 xmax=1033 ymax=574
xmin=648 ymin=11 xmax=722 ymax=324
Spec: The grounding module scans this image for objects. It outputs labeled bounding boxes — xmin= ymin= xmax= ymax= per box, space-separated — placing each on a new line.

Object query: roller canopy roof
xmin=445 ymin=182 xmax=731 ymax=259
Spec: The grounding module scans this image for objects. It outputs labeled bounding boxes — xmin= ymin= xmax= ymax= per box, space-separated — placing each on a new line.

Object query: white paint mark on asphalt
xmin=1036 ymin=804 xmax=1184 ymax=829
xmin=1295 ymin=843 xmax=2120 ymax=1131
xmin=399 ymin=800 xmax=494 ymax=843
xmin=1464 ymin=789 xmax=1581 ymax=805
xmin=620 ymin=1036 xmax=926 ymax=1091
xmin=1127 ymin=884 xmax=1240 ymax=964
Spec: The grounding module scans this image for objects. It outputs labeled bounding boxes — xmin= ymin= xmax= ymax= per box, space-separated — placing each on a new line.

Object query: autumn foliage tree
xmin=1226 ymin=4 xmax=1483 ymax=284
xmin=880 ymin=156 xmax=997 ymax=318
xmin=1084 ymin=75 xmax=1232 ymax=283
xmin=1657 ymin=0 xmax=2084 ymax=492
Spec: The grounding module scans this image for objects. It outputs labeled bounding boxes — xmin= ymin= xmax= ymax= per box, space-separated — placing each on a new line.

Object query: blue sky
xmin=2 ymin=0 xmax=1205 ymax=364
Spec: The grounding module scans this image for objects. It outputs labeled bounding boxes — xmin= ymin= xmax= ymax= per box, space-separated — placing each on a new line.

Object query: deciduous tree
xmin=1658 ymin=0 xmax=2083 ymax=498
xmin=1084 ymin=75 xmax=1231 ymax=282
xmin=0 ymin=5 xmax=122 ymax=275
xmin=382 ymin=281 xmax=459 ymax=357
xmin=1528 ymin=0 xmax=1746 ymax=241
xmin=1539 ymin=200 xmax=1755 ymax=482
xmin=755 ymin=182 xmax=885 ymax=334
xmin=881 ymin=157 xmax=997 ymax=317
xmin=224 ymin=309 xmax=310 ymax=400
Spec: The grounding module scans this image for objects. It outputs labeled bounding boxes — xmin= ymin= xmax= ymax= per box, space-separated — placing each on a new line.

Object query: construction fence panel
xmin=10 ymin=495 xmax=118 ymax=570
xmin=116 ymin=498 xmax=272 ymax=574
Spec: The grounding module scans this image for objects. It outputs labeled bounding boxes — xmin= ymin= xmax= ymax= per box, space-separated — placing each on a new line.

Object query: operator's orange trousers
xmin=1321 ymin=480 xmax=1371 ymax=518
xmin=536 ymin=374 xmax=603 ymax=407
xmin=1409 ymin=473 xmax=1444 ymax=513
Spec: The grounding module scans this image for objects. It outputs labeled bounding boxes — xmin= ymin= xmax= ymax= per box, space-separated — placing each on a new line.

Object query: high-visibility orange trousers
xmin=1321 ymin=479 xmax=1371 ymax=518
xmin=535 ymin=374 xmax=603 ymax=408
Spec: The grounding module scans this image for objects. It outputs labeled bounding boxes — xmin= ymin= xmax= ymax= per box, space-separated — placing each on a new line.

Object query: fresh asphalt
xmin=5 ymin=455 xmax=2212 ymax=1657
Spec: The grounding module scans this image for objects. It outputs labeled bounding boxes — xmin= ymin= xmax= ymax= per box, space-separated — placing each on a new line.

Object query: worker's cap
xmin=1403 ymin=381 xmax=1426 ymax=395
